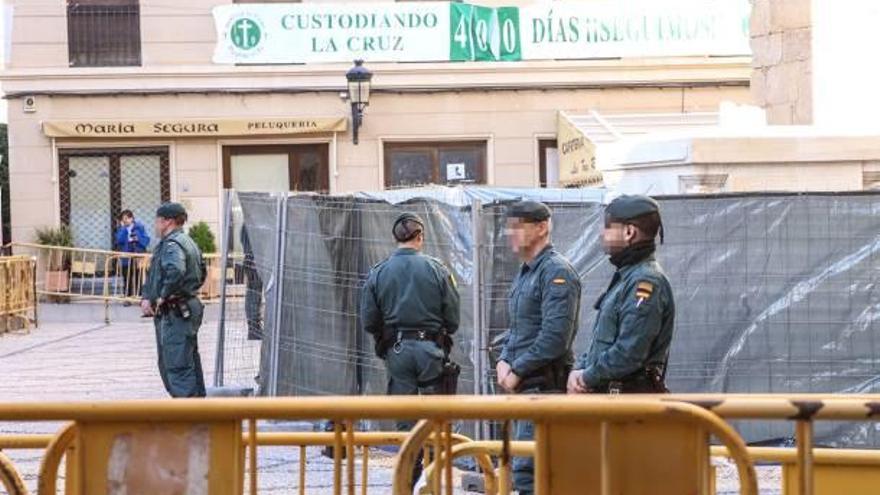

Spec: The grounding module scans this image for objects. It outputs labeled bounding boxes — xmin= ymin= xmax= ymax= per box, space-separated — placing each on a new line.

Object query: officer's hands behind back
xmin=567 ymin=369 xmax=589 ymax=394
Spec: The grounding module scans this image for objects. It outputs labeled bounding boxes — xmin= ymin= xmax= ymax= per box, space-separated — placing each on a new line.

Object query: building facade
xmin=2 ymin=0 xmax=750 ymax=247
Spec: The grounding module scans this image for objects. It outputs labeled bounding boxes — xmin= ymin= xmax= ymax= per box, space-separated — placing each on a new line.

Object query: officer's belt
xmin=395 ymin=329 xmax=440 ymax=342
xmin=595 ymin=365 xmax=667 ymax=394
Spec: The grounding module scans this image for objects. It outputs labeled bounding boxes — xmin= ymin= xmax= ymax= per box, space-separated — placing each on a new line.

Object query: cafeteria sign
xmin=557 ymin=112 xmax=602 ymax=187
xmin=213 ymin=0 xmax=750 ymax=64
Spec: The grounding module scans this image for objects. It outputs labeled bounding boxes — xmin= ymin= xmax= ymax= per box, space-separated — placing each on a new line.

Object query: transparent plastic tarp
xmin=222 ymin=188 xmax=880 ymax=447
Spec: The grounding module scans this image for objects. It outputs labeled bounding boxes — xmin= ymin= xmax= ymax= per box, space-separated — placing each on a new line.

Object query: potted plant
xmin=34 ymin=226 xmax=73 ymax=295
xmin=188 ymin=222 xmax=220 ymax=298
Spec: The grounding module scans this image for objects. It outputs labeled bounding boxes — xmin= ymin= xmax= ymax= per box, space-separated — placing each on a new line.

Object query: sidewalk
xmin=0 ymin=302 xmax=404 ymax=494
xmin=0 ymin=303 xmax=771 ymax=494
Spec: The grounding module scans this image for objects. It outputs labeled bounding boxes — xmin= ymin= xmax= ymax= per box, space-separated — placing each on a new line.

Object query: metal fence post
xmin=213 ymin=189 xmax=234 ymax=388
xmin=470 ymin=199 xmax=486 ymax=441
xmin=267 ymin=194 xmax=289 ymax=397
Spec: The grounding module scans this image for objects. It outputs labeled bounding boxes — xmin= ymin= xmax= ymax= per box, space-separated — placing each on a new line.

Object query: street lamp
xmin=345 ymin=60 xmax=372 ymax=145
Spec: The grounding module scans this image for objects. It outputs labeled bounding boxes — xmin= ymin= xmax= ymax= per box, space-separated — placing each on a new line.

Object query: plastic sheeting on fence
xmin=218 ymin=188 xmax=880 ymax=448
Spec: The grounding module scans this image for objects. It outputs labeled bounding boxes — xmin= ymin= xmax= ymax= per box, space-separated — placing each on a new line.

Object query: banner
xmin=557 ymin=112 xmax=602 ymax=186
xmin=43 ymin=117 xmax=347 ymax=139
xmin=213 ymin=1 xmax=750 ymax=64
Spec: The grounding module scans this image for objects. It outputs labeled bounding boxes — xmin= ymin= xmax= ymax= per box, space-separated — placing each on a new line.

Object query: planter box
xmin=45 ymin=270 xmax=70 ymax=292
xmin=199 ymin=265 xmax=222 ymax=299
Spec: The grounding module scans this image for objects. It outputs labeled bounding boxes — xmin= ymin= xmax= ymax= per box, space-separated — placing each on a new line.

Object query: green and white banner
xmin=213 ymin=1 xmax=750 ymax=64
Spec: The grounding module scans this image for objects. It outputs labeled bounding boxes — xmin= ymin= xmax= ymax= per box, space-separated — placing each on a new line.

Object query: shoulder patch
xmin=449 ymin=273 xmax=458 ymax=289
xmin=552 ymin=278 xmax=566 ymax=285
xmin=635 ymin=281 xmax=654 ymax=306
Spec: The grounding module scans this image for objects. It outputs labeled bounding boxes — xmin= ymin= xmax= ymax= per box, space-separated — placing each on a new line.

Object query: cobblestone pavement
xmin=0 ymin=303 xmax=780 ymax=494
xmin=0 ymin=303 xmax=418 ymax=494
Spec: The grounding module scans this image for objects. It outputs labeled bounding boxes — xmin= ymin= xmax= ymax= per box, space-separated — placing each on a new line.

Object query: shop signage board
xmin=557 ymin=112 xmax=602 ymax=186
xmin=43 ymin=117 xmax=348 ymax=138
xmin=213 ymin=1 xmax=750 ymax=64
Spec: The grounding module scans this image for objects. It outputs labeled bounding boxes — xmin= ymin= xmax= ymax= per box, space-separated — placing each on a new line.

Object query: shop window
xmin=67 ymin=0 xmax=141 ymax=67
xmin=538 ymin=139 xmax=559 ymax=188
xmin=384 ymin=141 xmax=486 ymax=189
xmin=222 ymin=144 xmax=329 ymax=193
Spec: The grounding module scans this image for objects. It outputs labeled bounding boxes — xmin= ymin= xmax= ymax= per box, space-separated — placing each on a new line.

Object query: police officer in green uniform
xmin=496 ymin=201 xmax=581 ymax=495
xmin=360 ymin=212 xmax=460 ymax=489
xmin=568 ymin=194 xmax=675 ymax=395
xmin=140 ymin=202 xmax=207 ymax=398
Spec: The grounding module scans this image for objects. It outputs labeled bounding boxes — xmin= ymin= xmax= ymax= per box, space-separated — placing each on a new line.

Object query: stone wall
xmin=751 ymin=0 xmax=813 ymax=124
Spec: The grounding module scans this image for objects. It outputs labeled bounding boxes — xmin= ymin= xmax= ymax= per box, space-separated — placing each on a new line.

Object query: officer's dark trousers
xmin=244 ymin=266 xmax=263 ymax=340
xmin=513 ymin=386 xmax=560 ymax=495
xmin=385 ymin=340 xmax=444 ymax=491
xmin=154 ymin=304 xmax=206 ymax=398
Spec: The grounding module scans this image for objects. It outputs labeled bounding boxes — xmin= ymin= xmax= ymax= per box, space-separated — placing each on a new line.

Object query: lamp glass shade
xmin=346 ymin=60 xmax=373 ymax=105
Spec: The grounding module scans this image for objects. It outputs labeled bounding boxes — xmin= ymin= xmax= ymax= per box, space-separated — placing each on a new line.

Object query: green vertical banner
xmin=496 ymin=7 xmax=522 ymax=61
xmin=449 ymin=3 xmax=474 ymax=62
xmin=450 ymin=3 xmax=522 ymax=62
xmin=471 ymin=5 xmax=496 ymax=61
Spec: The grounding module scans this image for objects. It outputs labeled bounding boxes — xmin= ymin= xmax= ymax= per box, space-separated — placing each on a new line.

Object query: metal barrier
xmin=0 ymin=428 xmax=479 ymax=495
xmin=4 ymin=395 xmax=880 ymax=494
xmin=8 ymin=243 xmax=242 ymax=322
xmin=0 ymin=396 xmax=756 ymax=495
xmin=711 ymin=446 xmax=880 ymax=495
xmin=0 ymin=255 xmax=37 ymax=333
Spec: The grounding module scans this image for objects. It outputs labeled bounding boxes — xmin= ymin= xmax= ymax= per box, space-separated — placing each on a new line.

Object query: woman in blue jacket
xmin=114 ymin=209 xmax=150 ymax=300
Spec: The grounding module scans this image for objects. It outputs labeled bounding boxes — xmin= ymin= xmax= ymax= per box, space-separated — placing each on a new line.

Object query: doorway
xmin=59 ymin=147 xmax=170 ymax=250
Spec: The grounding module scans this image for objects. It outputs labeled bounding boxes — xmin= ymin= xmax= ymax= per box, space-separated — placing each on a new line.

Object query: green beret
xmin=507 ymin=200 xmax=551 ymax=223
xmin=605 ymin=195 xmax=660 ymax=222
xmin=156 ymin=202 xmax=187 ymax=219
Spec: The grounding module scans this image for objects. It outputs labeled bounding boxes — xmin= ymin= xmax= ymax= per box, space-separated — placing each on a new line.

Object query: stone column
xmin=750 ymin=0 xmax=812 ymax=124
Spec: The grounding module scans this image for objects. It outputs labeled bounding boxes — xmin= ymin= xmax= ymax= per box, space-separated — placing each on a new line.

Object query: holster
xmin=518 ymin=359 xmax=571 ymax=393
xmin=603 ymin=366 xmax=669 ymax=394
xmin=160 ymin=296 xmax=192 ymax=320
xmin=438 ymin=359 xmax=461 ymax=395
xmin=373 ymin=332 xmax=395 ymax=360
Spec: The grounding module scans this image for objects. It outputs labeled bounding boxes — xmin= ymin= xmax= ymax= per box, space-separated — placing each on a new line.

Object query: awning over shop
xmin=42 ymin=117 xmax=347 ymax=139
xmin=564 ymin=110 xmax=722 ymax=171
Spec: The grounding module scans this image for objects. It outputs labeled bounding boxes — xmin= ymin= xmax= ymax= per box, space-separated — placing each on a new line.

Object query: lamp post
xmin=345 ymin=60 xmax=372 ymax=145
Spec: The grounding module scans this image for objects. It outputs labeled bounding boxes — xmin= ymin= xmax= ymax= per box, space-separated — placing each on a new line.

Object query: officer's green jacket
xmin=361 ymin=248 xmax=460 ymax=338
xmin=500 ymin=245 xmax=581 ymax=378
xmin=142 ymin=228 xmax=204 ymax=304
xmin=577 ymin=255 xmax=675 ymax=388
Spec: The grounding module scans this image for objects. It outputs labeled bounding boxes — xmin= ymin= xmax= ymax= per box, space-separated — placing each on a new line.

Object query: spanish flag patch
xmin=552 ymin=278 xmax=566 ymax=285
xmin=635 ymin=281 xmax=654 ymax=304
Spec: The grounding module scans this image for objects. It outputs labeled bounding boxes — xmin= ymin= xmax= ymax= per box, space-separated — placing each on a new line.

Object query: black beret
xmin=605 ymin=195 xmax=660 ymax=222
xmin=156 ymin=202 xmax=187 ymax=219
xmin=507 ymin=201 xmax=551 ymax=223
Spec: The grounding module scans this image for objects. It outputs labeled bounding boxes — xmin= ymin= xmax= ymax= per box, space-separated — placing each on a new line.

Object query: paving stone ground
xmin=0 ymin=302 xmax=412 ymax=494
xmin=0 ymin=302 xmax=779 ymax=494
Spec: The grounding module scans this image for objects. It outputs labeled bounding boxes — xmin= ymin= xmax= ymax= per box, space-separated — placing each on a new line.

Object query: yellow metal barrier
xmin=0 ymin=428 xmax=479 ymax=495
xmin=0 ymin=255 xmax=37 ymax=334
xmin=711 ymin=446 xmax=880 ymax=495
xmin=0 ymin=396 xmax=758 ymax=495
xmin=9 ymin=243 xmax=243 ymax=322
xmin=0 ymin=449 xmax=28 ymax=495
xmin=8 ymin=395 xmax=880 ymax=494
